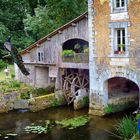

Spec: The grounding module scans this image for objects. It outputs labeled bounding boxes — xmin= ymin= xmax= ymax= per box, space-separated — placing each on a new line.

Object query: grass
xmin=0 ymin=64 xmax=15 ymax=80
xmin=0 ymin=64 xmax=55 ymax=99
xmin=115 ymin=116 xmax=138 ymax=140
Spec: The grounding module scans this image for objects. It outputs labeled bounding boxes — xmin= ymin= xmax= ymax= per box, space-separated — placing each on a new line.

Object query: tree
xmin=0 ymin=0 xmax=87 ymax=60
xmin=24 ymin=0 xmax=87 ymax=41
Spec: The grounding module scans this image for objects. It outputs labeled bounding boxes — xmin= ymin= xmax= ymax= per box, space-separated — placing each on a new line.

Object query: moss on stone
xmin=29 ymin=93 xmax=65 ymax=112
xmin=104 ymin=101 xmax=138 ymax=115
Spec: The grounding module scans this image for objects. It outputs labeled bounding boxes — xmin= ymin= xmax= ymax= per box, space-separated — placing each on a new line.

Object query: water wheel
xmin=63 ymin=70 xmax=89 ymax=104
xmin=63 ymin=73 xmax=77 ymax=103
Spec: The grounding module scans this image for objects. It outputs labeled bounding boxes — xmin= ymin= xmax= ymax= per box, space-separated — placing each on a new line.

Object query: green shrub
xmin=31 ymin=84 xmax=55 ymax=96
xmin=20 ymin=92 xmax=30 ymax=99
xmin=0 ymin=60 xmax=7 ymax=70
xmin=11 ymin=74 xmax=15 ymax=79
xmin=115 ymin=116 xmax=137 ymax=139
xmin=104 ymin=105 xmax=114 ymax=114
xmin=83 ymin=96 xmax=89 ymax=105
xmin=62 ymin=50 xmax=75 ymax=57
xmin=8 ymin=80 xmax=21 ymax=88
xmin=84 ymin=47 xmax=89 ymax=53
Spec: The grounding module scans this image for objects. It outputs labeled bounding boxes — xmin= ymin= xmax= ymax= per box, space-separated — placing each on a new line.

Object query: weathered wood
xmin=63 ymin=71 xmax=89 ymax=104
xmin=22 ymin=16 xmax=88 ymax=67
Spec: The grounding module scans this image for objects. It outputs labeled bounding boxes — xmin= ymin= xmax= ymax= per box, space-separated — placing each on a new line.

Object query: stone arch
xmin=98 ymin=68 xmax=140 ymax=106
xmin=99 ymin=67 xmax=140 ymax=87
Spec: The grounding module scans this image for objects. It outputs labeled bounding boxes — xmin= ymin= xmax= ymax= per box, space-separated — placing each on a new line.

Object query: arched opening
xmin=105 ymin=77 xmax=139 ymax=112
xmin=62 ymin=39 xmax=89 ymax=63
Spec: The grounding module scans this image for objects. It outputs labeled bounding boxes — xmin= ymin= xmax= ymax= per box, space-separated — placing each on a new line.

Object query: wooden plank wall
xmin=22 ymin=17 xmax=88 ymax=68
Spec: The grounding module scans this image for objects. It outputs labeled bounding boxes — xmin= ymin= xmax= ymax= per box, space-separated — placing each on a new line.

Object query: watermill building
xmin=15 ymin=0 xmax=140 ymax=115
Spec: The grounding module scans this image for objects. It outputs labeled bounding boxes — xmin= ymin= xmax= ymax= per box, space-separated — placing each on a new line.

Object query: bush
xmin=8 ymin=80 xmax=21 ymax=88
xmin=62 ymin=50 xmax=75 ymax=57
xmin=11 ymin=74 xmax=15 ymax=79
xmin=20 ymin=92 xmax=30 ymax=99
xmin=31 ymin=84 xmax=55 ymax=96
xmin=115 ymin=116 xmax=137 ymax=139
xmin=0 ymin=60 xmax=7 ymax=70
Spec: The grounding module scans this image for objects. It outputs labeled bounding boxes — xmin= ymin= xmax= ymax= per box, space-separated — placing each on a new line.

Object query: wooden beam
xmin=26 ymin=50 xmax=30 ymax=53
xmin=71 ymin=23 xmax=76 ymax=27
xmin=58 ymin=30 xmax=62 ymax=34
xmin=36 ymin=44 xmax=40 ymax=47
xmin=47 ymin=38 xmax=51 ymax=41
xmin=85 ymin=15 xmax=88 ymax=18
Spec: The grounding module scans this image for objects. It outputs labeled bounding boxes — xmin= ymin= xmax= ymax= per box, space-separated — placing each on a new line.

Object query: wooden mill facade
xmin=15 ymin=0 xmax=140 ymax=115
xmin=15 ymin=12 xmax=89 ymax=106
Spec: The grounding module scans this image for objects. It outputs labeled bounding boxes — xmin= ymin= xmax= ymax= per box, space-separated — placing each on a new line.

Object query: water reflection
xmin=0 ymin=107 xmax=123 ymax=140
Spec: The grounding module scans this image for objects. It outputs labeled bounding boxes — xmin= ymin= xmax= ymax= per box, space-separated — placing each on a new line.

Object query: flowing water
xmin=0 ymin=106 xmax=130 ymax=140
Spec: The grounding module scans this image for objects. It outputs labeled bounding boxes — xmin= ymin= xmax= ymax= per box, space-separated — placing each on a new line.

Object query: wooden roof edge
xmin=20 ymin=11 xmax=88 ymax=55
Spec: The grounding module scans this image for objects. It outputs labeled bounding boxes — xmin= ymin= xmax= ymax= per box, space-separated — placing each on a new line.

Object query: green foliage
xmin=20 ymin=92 xmax=30 ymax=99
xmin=115 ymin=116 xmax=137 ymax=139
xmin=31 ymin=84 xmax=55 ymax=96
xmin=136 ymin=114 xmax=140 ymax=119
xmin=83 ymin=96 xmax=89 ymax=105
xmin=104 ymin=105 xmax=114 ymax=114
xmin=0 ymin=60 xmax=6 ymax=70
xmin=118 ymin=44 xmax=125 ymax=51
xmin=24 ymin=0 xmax=87 ymax=41
xmin=11 ymin=74 xmax=15 ymax=79
xmin=104 ymin=102 xmax=137 ymax=114
xmin=62 ymin=50 xmax=75 ymax=57
xmin=25 ymin=120 xmax=52 ymax=134
xmin=8 ymin=80 xmax=21 ymax=88
xmin=84 ymin=47 xmax=89 ymax=53
xmin=0 ymin=0 xmax=87 ymax=61
xmin=74 ymin=44 xmax=82 ymax=53
xmin=55 ymin=115 xmax=90 ymax=129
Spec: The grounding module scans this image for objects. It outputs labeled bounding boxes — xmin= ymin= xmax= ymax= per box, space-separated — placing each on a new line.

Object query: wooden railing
xmin=62 ymin=53 xmax=89 ymax=63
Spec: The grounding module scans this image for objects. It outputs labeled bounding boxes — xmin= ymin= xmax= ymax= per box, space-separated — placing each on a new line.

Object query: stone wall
xmin=0 ymin=91 xmax=66 ymax=113
xmin=29 ymin=91 xmax=66 ymax=112
xmin=89 ymin=0 xmax=140 ymax=115
xmin=0 ymin=92 xmax=21 ymax=113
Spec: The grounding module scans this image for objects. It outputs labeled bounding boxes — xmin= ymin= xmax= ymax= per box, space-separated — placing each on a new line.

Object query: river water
xmin=0 ymin=106 xmax=130 ymax=140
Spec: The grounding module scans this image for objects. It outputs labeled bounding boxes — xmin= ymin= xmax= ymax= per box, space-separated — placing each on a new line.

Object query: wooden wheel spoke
xmin=83 ymin=82 xmax=88 ymax=88
xmin=77 ymin=76 xmax=82 ymax=87
xmin=74 ymin=85 xmax=80 ymax=88
xmin=63 ymin=71 xmax=89 ymax=104
xmin=74 ymin=90 xmax=79 ymax=95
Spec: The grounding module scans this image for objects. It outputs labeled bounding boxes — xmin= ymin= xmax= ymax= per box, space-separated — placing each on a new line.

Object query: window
xmin=109 ymin=21 xmax=130 ymax=57
xmin=115 ymin=0 xmax=125 ymax=8
xmin=114 ymin=29 xmax=125 ymax=54
xmin=38 ymin=52 xmax=44 ymax=62
xmin=111 ymin=0 xmax=128 ymax=14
